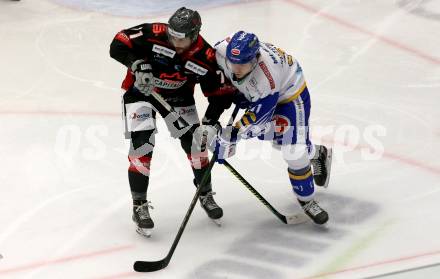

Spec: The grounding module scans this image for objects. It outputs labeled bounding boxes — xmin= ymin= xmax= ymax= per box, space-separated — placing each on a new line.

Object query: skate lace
xmin=311 ymin=146 xmax=327 ymax=176
xmin=303 ymin=200 xmax=322 ymax=216
xmin=200 ymin=192 xmax=219 ymax=210
xmin=136 ymin=201 xmax=154 ymax=220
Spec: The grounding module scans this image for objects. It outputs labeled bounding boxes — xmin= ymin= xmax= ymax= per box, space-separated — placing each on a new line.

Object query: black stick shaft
xmin=133 ymin=104 xmax=240 ymax=272
xmin=221 ymin=161 xmax=288 ymax=224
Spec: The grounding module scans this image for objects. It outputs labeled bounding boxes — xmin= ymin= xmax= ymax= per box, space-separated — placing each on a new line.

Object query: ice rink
xmin=0 ymin=0 xmax=439 ymax=278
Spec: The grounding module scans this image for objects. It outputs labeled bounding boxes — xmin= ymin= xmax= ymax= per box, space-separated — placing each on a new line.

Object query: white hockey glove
xmin=192 ymin=119 xmax=221 ymax=152
xmin=213 ymin=126 xmax=238 ymax=163
xmin=131 ymin=59 xmax=154 ymax=96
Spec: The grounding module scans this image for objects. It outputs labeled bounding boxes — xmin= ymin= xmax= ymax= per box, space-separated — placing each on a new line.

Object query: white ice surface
xmin=0 ymin=0 xmax=440 ymax=278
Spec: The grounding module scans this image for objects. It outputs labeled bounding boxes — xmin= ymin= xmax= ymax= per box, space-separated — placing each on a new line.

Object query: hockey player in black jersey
xmin=110 ymin=7 xmax=233 ymax=236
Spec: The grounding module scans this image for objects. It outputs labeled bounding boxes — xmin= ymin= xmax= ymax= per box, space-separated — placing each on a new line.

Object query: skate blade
xmin=322 ymin=148 xmax=333 ymax=188
xmin=136 ymin=226 xmax=152 ymax=238
xmin=286 ymin=213 xmax=309 ymax=225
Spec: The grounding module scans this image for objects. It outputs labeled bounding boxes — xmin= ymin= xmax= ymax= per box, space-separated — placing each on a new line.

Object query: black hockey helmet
xmin=167 ymin=7 xmax=201 ymax=42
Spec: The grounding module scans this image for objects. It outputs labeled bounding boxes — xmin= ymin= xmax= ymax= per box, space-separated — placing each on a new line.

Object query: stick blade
xmin=286 ymin=213 xmax=309 ymax=225
xmin=133 ymin=259 xmax=169 ymax=272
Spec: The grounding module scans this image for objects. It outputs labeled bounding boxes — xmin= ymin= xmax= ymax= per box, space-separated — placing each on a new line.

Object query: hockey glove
xmin=232 ymin=92 xmax=251 ymax=109
xmin=214 ymin=126 xmax=238 ymax=164
xmin=192 ymin=118 xmax=221 ymax=152
xmin=131 ymin=59 xmax=154 ymax=96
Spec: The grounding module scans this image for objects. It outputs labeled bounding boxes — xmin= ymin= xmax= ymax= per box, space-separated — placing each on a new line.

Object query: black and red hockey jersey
xmin=110 ymin=22 xmax=233 ymax=120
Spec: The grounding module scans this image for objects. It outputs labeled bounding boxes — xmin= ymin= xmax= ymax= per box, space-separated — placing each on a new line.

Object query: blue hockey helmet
xmin=226 ymin=31 xmax=260 ymax=64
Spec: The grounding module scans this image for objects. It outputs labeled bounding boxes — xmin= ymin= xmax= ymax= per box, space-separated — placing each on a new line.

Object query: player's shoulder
xmin=121 ymin=22 xmax=168 ymax=44
xmin=186 ymin=35 xmax=217 ymax=71
xmin=141 ymin=22 xmax=168 ymax=40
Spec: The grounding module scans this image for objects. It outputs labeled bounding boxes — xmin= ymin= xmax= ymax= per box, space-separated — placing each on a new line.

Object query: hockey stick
xmin=221 ymin=161 xmax=307 ymax=225
xmin=147 ymin=92 xmax=306 ymax=225
xmin=133 ymin=101 xmax=240 ymax=272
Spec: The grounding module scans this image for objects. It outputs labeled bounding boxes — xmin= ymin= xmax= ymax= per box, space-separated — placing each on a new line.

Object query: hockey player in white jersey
xmin=212 ymin=31 xmax=332 ymax=225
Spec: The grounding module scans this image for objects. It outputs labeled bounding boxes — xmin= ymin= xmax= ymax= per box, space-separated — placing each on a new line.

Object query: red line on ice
xmin=1 ymin=109 xmax=439 ymax=176
xmin=283 ymin=0 xmax=440 ymax=65
xmin=0 ymin=245 xmax=134 ymax=275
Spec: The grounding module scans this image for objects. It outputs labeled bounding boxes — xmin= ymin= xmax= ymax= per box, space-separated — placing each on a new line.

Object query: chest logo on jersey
xmin=184 ymin=61 xmax=208 ymax=76
xmin=258 ymin=62 xmax=275 ymax=90
xmin=153 ymin=77 xmax=187 ymax=90
xmin=152 ymin=44 xmax=176 ymax=58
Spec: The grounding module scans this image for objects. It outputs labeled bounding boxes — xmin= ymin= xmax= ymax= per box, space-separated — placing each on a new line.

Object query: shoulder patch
xmin=115 ymin=32 xmax=132 ymax=48
xmin=152 ymin=44 xmax=176 ymax=58
xmin=185 ymin=61 xmax=208 ymax=76
xmin=258 ymin=62 xmax=275 ymax=90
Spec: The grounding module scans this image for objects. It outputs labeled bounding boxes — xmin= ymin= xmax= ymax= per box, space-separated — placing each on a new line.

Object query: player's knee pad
xmin=130 ymin=130 xmax=155 ymax=156
xmin=281 ymin=144 xmax=310 ymax=170
xmin=128 ymin=155 xmax=152 ymax=176
xmin=288 ymin=166 xmax=314 ymax=202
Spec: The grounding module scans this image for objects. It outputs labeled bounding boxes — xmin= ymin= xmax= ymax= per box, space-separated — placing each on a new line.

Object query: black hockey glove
xmin=131 ymin=59 xmax=154 ymax=96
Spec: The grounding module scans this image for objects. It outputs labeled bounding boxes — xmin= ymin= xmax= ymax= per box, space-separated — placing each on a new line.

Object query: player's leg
xmin=180 ymin=129 xmax=223 ymax=220
xmin=303 ymin=88 xmax=332 ymax=187
xmin=271 ymin=90 xmax=328 ymax=224
xmin=123 ymin=89 xmax=157 ymax=236
xmin=160 ymin=98 xmax=223 ymax=220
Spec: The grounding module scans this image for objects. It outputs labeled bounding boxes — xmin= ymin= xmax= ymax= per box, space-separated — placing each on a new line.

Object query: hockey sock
xmin=288 ymin=166 xmax=315 ymax=202
xmin=128 ymin=155 xmax=152 ymax=201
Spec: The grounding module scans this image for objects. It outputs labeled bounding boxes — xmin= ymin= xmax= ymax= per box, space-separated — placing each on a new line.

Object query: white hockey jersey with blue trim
xmin=215 ymin=38 xmax=306 ymax=104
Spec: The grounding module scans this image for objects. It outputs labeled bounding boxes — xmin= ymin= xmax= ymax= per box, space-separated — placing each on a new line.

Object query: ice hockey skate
xmin=193 ymin=179 xmax=223 ymax=226
xmin=311 ymin=145 xmax=332 ymax=188
xmin=132 ymin=201 xmax=154 ymax=237
xmin=298 ymin=199 xmax=329 ymax=225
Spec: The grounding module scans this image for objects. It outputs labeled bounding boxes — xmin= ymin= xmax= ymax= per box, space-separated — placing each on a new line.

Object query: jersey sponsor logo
xmin=231 ymin=48 xmax=241 ymax=56
xmin=178 ymin=106 xmax=196 ymax=115
xmin=184 ymin=61 xmax=208 ymax=76
xmin=258 ymin=62 xmax=275 ymax=89
xmin=153 ymin=77 xmax=187 ymax=89
xmin=273 ymin=114 xmax=291 ymax=134
xmin=152 ymin=44 xmax=176 ymax=58
xmin=261 ymin=45 xmax=279 ymax=64
xmin=130 ymin=112 xmax=151 ymax=120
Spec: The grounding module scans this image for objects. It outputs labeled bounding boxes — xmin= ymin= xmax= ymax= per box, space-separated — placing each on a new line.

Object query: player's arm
xmin=201 ymin=75 xmax=235 ymax=123
xmin=109 ymin=24 xmax=149 ymax=67
xmin=234 ymin=91 xmax=279 ymax=139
